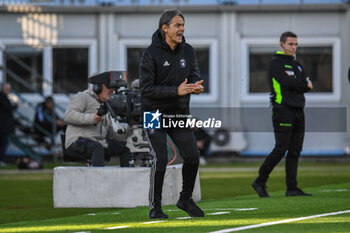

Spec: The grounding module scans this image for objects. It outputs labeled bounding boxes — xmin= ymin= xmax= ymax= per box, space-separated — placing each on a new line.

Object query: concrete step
xmin=53 ymin=164 xmax=201 ymax=208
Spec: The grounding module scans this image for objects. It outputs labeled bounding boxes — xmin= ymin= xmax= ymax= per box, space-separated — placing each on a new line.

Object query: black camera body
xmin=96 ymin=102 xmax=108 ymax=117
xmin=91 ymin=71 xmax=141 ymax=126
xmin=109 ymin=89 xmax=142 ymax=125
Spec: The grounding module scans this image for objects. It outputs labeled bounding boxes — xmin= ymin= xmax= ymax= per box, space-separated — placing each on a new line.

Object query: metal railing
xmin=1 ymin=46 xmax=69 ymax=161
xmin=0 ymin=46 xmax=72 ymax=113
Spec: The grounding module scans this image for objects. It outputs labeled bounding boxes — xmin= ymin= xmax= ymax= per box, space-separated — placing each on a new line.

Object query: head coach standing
xmin=140 ymin=9 xmax=205 ymax=219
xmin=252 ymin=31 xmax=313 ymax=198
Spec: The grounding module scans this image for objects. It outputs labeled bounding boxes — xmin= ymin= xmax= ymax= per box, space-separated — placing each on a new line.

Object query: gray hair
xmin=158 ymin=9 xmax=184 ymax=39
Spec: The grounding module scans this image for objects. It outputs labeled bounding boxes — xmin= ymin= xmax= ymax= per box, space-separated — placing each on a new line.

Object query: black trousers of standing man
xmin=255 ymin=104 xmax=305 ymax=190
xmin=146 ymin=127 xmax=199 ymax=209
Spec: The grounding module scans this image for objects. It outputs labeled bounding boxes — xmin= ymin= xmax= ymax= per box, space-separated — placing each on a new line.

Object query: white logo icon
xmin=143 ymin=110 xmax=162 ymax=129
xmin=163 ymin=61 xmax=170 ymax=66
xmin=150 ymin=110 xmax=162 ymax=122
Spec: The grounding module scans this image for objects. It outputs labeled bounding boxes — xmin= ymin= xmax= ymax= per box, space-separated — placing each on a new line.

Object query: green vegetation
xmin=0 ymin=162 xmax=349 ymax=232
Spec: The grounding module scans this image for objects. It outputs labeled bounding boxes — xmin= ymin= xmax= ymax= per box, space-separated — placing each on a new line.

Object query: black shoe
xmin=286 ymin=188 xmax=312 ymax=196
xmin=149 ymin=208 xmax=168 ymax=219
xmin=252 ymin=180 xmax=270 ymax=197
xmin=176 ymin=197 xmax=205 ymax=217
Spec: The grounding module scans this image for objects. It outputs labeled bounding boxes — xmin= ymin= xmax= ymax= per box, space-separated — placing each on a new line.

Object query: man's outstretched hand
xmin=192 ymin=80 xmax=204 ymax=95
xmin=178 ymin=79 xmax=204 ymax=96
xmin=178 ymin=79 xmax=196 ymax=96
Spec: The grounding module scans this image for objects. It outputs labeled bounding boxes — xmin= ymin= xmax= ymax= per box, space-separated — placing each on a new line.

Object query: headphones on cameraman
xmin=93 ymin=84 xmax=103 ymax=95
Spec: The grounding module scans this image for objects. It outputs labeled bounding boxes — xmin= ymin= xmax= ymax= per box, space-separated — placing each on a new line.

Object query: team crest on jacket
xmin=179 ymin=58 xmax=186 ymax=68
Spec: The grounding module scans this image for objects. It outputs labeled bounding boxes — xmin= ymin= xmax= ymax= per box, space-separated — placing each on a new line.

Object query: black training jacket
xmin=269 ymin=51 xmax=310 ymax=108
xmin=139 ymin=29 xmax=201 ymax=114
xmin=0 ymin=92 xmax=15 ymax=135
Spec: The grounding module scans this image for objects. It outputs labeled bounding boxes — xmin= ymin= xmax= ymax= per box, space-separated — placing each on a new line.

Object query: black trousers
xmin=0 ymin=135 xmax=10 ymax=162
xmin=146 ymin=127 xmax=200 ymax=209
xmin=256 ymin=105 xmax=305 ymax=190
xmin=66 ymin=137 xmax=131 ymax=167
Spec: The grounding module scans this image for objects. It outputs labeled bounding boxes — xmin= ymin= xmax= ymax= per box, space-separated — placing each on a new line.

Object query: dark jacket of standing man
xmin=140 ymin=21 xmax=201 ymax=113
xmin=0 ymin=83 xmax=15 ymax=165
xmin=140 ymin=9 xmax=205 ymax=219
xmin=34 ymin=96 xmax=65 ymax=139
xmin=252 ymin=31 xmax=313 ymax=198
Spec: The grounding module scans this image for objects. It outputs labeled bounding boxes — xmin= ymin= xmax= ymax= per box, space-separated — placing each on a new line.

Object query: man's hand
xmin=306 ymin=77 xmax=313 ymax=90
xmin=93 ymin=112 xmax=102 ymax=124
xmin=192 ymin=80 xmax=204 ymax=95
xmin=56 ymin=119 xmax=65 ymax=127
xmin=178 ymin=79 xmax=196 ymax=96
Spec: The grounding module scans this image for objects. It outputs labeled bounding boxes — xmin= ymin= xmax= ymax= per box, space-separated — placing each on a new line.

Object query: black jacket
xmin=0 ymin=92 xmax=15 ymax=135
xmin=269 ymin=51 xmax=310 ymax=108
xmin=139 ymin=29 xmax=201 ymax=114
xmin=34 ymin=102 xmax=59 ymax=134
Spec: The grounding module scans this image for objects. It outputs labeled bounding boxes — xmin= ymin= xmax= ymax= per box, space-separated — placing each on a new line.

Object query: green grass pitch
xmin=0 ymin=161 xmax=350 ymax=232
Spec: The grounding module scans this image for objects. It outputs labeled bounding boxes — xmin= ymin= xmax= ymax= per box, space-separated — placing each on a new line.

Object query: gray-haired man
xmin=140 ymin=9 xmax=205 ymax=219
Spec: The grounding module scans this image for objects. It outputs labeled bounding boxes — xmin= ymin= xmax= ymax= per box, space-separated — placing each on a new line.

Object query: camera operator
xmin=64 ymin=72 xmax=131 ymax=167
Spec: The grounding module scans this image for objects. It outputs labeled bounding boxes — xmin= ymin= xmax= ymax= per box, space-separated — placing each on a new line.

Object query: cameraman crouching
xmin=64 ymin=72 xmax=131 ymax=167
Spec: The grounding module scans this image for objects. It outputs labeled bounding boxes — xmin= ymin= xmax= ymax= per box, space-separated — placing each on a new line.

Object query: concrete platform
xmin=53 ymin=164 xmax=201 ymax=208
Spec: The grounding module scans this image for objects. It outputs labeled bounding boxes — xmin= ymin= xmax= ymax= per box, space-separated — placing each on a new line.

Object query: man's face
xmin=280 ymin=37 xmax=298 ymax=56
xmin=2 ymin=84 xmax=11 ymax=95
xmin=163 ymin=15 xmax=185 ymax=47
xmin=46 ymin=101 xmax=54 ymax=109
xmin=99 ymin=84 xmax=114 ymax=101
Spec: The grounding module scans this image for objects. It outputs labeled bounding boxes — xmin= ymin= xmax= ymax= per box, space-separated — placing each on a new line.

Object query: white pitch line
xmin=207 ymin=212 xmax=230 ymax=216
xmin=321 ymin=189 xmax=349 ymax=192
xmin=166 ymin=208 xmax=257 ymax=212
xmin=142 ymin=220 xmax=166 ymax=224
xmin=209 ymin=210 xmax=350 ymax=233
xmin=175 ymin=216 xmax=193 ymax=220
xmin=233 ymin=208 xmax=258 ymax=211
xmin=104 ymin=226 xmax=130 ymax=230
xmin=203 ymin=208 xmax=257 ymax=211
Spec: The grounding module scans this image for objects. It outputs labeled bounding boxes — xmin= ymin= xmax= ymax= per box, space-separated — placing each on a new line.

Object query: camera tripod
xmin=126 ymin=126 xmax=152 ymax=167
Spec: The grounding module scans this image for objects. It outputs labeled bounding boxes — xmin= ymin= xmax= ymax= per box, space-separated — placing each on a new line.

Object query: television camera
xmin=93 ymin=71 xmax=151 ymax=166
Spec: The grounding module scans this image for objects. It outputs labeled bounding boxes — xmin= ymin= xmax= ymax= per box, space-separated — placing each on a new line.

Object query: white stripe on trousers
xmin=144 ymin=129 xmax=158 ymax=209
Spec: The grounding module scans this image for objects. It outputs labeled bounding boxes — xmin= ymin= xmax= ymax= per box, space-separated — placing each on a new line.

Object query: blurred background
xmin=0 ymin=0 xmax=350 ymax=164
